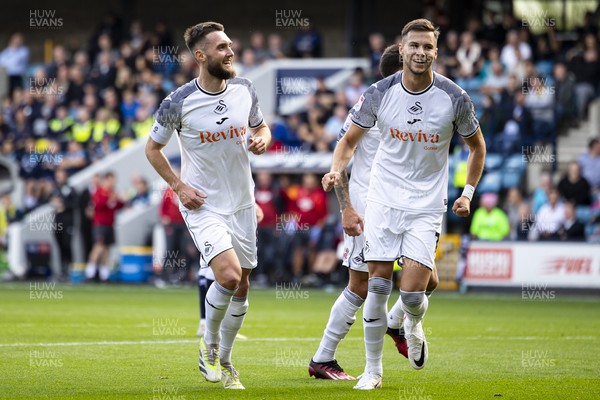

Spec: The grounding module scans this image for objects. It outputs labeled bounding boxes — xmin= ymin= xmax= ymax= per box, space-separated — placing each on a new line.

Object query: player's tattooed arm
xmin=334 ymin=170 xmax=352 ymax=210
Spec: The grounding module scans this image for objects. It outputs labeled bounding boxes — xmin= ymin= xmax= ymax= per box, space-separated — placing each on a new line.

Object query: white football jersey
xmin=339 ymin=112 xmax=380 ymax=217
xmin=351 ymin=71 xmax=479 ymax=212
xmin=150 ymin=78 xmax=264 ymax=214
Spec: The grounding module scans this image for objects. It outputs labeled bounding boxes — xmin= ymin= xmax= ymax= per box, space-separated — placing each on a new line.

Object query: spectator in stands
xmin=48 ymin=106 xmax=73 ymax=142
xmin=504 ymin=187 xmax=524 ymax=240
xmin=470 ymin=192 xmax=510 ymax=241
xmin=368 ymin=33 xmax=386 ymax=79
xmin=267 ymin=33 xmax=286 ymax=60
xmin=558 ymin=161 xmax=591 ymax=206
xmin=62 ymin=140 xmax=89 ymax=176
xmin=254 ymin=171 xmax=283 ymax=284
xmin=567 ymin=33 xmax=600 ymax=120
xmin=290 ymin=173 xmax=327 ymax=282
xmin=50 ymin=167 xmax=77 ymax=281
xmin=157 ymin=177 xmax=195 ymax=285
xmin=552 ymin=61 xmax=577 ymax=128
xmin=290 ymin=23 xmax=323 ymax=58
xmin=0 ymin=33 xmax=29 ymax=95
xmin=533 ymin=187 xmax=565 ymax=241
xmin=238 ymin=48 xmax=258 ymax=75
xmin=500 ymin=30 xmax=532 ymax=70
xmin=344 ymin=68 xmax=367 ymax=109
xmin=249 ymin=32 xmax=270 ymax=64
xmin=323 ymin=105 xmax=348 ymax=149
xmin=125 ymin=175 xmax=150 ymax=208
xmin=313 ymin=77 xmax=336 ymax=115
xmin=524 ymin=75 xmax=555 ymax=146
xmin=480 ymin=61 xmax=508 ymax=103
xmin=439 ymin=30 xmax=460 ymax=79
xmin=65 ymin=65 xmax=86 ymax=105
xmin=578 ymin=138 xmax=600 ymax=191
xmin=86 ymin=171 xmax=124 ymax=282
xmin=532 ymin=171 xmax=552 ymax=213
xmin=456 ymin=31 xmax=482 ymax=79
xmin=270 ymin=114 xmax=304 ymax=150
xmin=558 ymin=201 xmax=586 ymax=241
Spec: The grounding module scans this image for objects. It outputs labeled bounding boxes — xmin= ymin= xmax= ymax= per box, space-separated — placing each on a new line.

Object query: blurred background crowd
xmin=0 ymin=3 xmax=599 ymax=285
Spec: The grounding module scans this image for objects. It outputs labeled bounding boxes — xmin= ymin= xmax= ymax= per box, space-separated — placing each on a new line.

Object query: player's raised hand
xmin=248 ymin=137 xmax=267 ymax=155
xmin=322 ymin=171 xmax=341 ymax=192
xmin=176 ymin=183 xmax=207 ymax=210
xmin=452 ymin=196 xmax=471 ymax=217
xmin=342 ymin=207 xmax=364 ymax=237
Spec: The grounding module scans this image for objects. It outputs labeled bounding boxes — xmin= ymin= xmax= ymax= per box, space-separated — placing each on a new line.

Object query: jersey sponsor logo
xmin=407 ymin=101 xmax=423 ymax=115
xmin=407 ymin=118 xmax=421 ymax=125
xmin=213 ymin=100 xmax=228 ymax=115
xmin=216 ymin=117 xmax=229 ymax=125
xmin=389 ymin=128 xmax=440 ymax=144
xmin=198 ymin=126 xmax=247 ymax=144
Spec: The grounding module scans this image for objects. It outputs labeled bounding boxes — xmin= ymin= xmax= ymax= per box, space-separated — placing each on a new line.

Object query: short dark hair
xmin=379 ymin=44 xmax=402 ymax=78
xmin=401 ymin=18 xmax=440 ymax=41
xmin=589 ymin=138 xmax=599 ymax=150
xmin=184 ymin=21 xmax=224 ymax=54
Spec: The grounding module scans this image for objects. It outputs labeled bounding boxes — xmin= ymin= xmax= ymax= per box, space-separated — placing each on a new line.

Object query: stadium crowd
xmin=0 ymin=8 xmax=599 ymax=283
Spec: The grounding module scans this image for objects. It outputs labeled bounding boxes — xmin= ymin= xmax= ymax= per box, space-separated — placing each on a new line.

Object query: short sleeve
xmin=247 ymin=81 xmax=264 ymax=129
xmin=455 ymin=91 xmax=479 ymax=138
xmin=150 ymin=94 xmax=182 ymax=145
xmin=350 ymin=84 xmax=381 ymax=129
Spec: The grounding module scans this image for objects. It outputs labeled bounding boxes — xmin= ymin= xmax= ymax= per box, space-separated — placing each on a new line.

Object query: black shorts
xmin=93 ymin=225 xmax=115 ymax=246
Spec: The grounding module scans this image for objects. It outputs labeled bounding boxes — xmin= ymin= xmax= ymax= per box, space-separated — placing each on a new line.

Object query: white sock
xmin=387 ymin=295 xmax=404 ymax=330
xmin=204 ymin=282 xmax=234 ymax=345
xmin=313 ymin=287 xmax=364 ymax=363
xmin=220 ymin=295 xmax=248 ymax=365
xmin=400 ymin=290 xmax=428 ymax=324
xmin=363 ymin=277 xmax=392 ymax=375
xmin=99 ymin=265 xmax=110 ymax=281
xmin=85 ymin=263 xmax=96 ymax=279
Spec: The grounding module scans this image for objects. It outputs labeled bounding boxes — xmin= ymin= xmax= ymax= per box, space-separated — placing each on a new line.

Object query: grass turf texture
xmin=1 ymin=283 xmax=599 ymax=399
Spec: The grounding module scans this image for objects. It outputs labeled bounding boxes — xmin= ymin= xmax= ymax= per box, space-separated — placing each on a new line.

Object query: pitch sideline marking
xmin=0 ymin=336 xmax=595 ymax=348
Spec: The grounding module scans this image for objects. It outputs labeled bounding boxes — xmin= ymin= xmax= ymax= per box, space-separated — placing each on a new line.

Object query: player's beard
xmin=207 ymin=57 xmax=236 ymax=80
xmin=406 ymin=58 xmax=431 ymax=76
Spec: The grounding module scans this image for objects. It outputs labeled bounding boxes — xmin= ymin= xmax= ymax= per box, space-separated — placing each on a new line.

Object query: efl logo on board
xmin=542 ymin=257 xmax=592 ymax=275
xmin=465 ymin=248 xmax=512 ymax=280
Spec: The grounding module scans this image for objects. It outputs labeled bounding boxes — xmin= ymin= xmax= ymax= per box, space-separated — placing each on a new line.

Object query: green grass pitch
xmin=1 ymin=283 xmax=599 ymax=399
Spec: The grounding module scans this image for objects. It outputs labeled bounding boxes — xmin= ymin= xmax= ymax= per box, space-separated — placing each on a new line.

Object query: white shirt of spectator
xmin=500 ymin=42 xmax=532 ymax=70
xmin=351 ymin=71 xmax=479 ymax=212
xmin=150 ymin=77 xmax=264 ymax=214
xmin=535 ymin=202 xmax=566 ymax=235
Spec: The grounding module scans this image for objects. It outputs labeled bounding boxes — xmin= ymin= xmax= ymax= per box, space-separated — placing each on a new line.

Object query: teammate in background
xmin=309 ymin=45 xmax=403 ymax=381
xmin=145 ymin=21 xmax=271 ymax=390
xmin=324 ymin=19 xmax=486 ymax=390
xmin=197 ymin=204 xmax=264 ymax=337
xmin=310 ymin=45 xmax=440 ymax=381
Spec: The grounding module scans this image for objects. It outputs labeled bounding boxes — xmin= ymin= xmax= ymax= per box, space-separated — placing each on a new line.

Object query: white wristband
xmin=461 ymin=184 xmax=475 ymax=201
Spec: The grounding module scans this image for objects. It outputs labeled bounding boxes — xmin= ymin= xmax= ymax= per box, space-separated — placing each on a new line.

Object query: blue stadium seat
xmin=485 ymin=153 xmax=503 ymax=170
xmin=476 ymin=171 xmax=502 ymax=193
xmin=504 ymin=154 xmax=525 ymax=171
xmin=575 ymin=206 xmax=592 ymax=223
xmin=502 ymin=169 xmax=522 ymax=189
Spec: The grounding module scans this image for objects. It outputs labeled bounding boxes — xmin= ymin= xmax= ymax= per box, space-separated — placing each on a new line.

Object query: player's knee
xmin=218 ymin=268 xmax=242 ymax=291
xmin=427 ymin=273 xmax=439 ymax=293
xmin=401 ymin=290 xmax=426 ymax=308
xmin=348 ymin=280 xmax=368 ymax=299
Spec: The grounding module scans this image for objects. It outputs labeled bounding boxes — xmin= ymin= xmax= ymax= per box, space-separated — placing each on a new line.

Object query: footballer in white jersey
xmin=146 ymin=21 xmax=271 ymax=390
xmin=309 ymin=45 xmax=403 ymax=381
xmin=324 ymin=19 xmax=485 ymax=389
